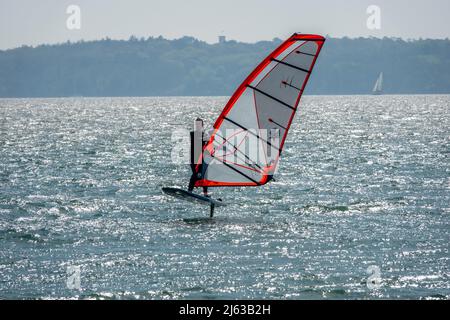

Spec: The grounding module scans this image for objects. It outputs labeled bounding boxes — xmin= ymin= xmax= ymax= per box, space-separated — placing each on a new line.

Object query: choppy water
xmin=0 ymin=95 xmax=449 ymax=300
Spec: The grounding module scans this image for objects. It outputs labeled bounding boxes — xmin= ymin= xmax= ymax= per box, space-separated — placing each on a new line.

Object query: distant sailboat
xmin=372 ymin=72 xmax=383 ymax=95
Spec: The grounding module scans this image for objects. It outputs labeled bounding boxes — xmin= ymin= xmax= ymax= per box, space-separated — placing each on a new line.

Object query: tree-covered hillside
xmin=0 ymin=36 xmax=449 ymax=97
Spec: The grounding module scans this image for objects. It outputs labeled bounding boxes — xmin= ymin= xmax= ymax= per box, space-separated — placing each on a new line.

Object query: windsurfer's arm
xmin=203 ymin=128 xmax=214 ymax=144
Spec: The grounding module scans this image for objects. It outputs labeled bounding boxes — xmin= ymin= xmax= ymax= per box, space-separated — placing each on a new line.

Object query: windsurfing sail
xmin=372 ymin=72 xmax=383 ymax=94
xmin=194 ymin=33 xmax=325 ymax=187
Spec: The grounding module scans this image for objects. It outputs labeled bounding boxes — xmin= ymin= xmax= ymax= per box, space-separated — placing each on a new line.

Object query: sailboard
xmin=163 ymin=33 xmax=325 ymax=216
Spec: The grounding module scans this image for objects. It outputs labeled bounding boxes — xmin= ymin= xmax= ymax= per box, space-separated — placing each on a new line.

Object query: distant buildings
xmin=218 ymin=35 xmax=226 ymax=44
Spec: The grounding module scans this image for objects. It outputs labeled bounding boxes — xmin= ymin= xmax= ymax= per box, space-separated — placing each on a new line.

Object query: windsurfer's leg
xmin=188 ymin=174 xmax=196 ymax=192
xmin=188 ymin=163 xmax=196 ymax=192
xmin=203 ymin=186 xmax=209 ymax=197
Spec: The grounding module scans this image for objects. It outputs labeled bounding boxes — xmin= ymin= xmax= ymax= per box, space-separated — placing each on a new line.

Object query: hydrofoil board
xmin=162 ymin=187 xmax=226 ymax=207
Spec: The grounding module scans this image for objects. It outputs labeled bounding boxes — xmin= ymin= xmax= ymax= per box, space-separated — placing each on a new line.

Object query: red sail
xmin=195 ymin=34 xmax=325 ymax=187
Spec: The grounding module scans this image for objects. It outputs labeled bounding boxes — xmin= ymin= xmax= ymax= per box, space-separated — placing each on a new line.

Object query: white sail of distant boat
xmin=372 ymin=72 xmax=383 ymax=95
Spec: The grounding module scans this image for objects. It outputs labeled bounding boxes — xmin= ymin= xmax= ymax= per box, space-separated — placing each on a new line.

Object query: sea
xmin=0 ymin=95 xmax=449 ymax=299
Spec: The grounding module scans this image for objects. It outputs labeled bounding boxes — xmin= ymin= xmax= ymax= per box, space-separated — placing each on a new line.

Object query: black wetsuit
xmin=188 ymin=130 xmax=208 ymax=194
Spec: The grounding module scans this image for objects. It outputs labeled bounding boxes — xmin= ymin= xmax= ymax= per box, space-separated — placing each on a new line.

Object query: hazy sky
xmin=1 ymin=0 xmax=449 ymax=49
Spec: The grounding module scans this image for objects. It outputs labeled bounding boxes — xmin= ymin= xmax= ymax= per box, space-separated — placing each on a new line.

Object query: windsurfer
xmin=188 ymin=118 xmax=209 ymax=196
